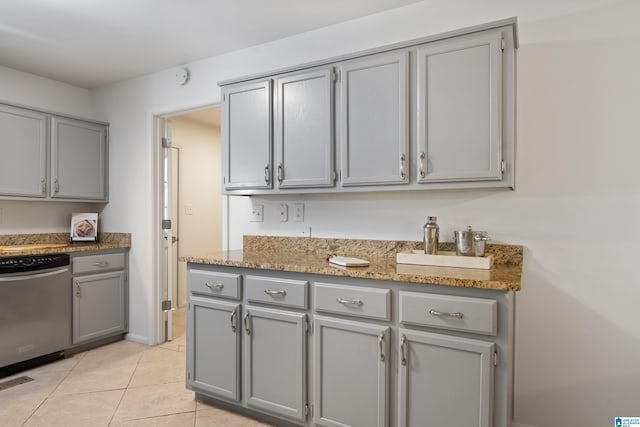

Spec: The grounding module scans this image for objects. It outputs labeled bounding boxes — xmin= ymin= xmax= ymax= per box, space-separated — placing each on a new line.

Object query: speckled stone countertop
xmin=0 ymin=233 xmax=131 ymax=258
xmin=182 ymin=235 xmax=523 ymax=292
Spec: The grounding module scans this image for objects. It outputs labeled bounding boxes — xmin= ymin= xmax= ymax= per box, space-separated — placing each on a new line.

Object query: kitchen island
xmin=183 ymin=235 xmax=522 ymax=427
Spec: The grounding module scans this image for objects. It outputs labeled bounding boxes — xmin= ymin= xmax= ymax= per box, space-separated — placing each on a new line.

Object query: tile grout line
xmin=107 ymin=349 xmax=145 ymax=426
xmin=20 ymin=352 xmax=89 ymax=427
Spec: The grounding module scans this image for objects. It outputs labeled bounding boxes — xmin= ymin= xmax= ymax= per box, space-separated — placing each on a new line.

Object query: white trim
xmin=149 ymin=99 xmax=223 ymax=345
xmin=125 ymin=333 xmax=151 ymax=345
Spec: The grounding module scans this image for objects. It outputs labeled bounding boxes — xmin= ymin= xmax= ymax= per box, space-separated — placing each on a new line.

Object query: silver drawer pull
xmin=429 ymin=309 xmax=464 ymax=319
xmin=336 ymin=297 xmax=363 ymax=306
xmin=230 ymin=308 xmax=237 ymax=333
xmin=205 ymin=282 xmax=224 ymax=290
xmin=399 ymin=154 xmax=407 ymax=180
xmin=264 ymin=289 xmax=287 ymax=297
xmin=243 ymin=312 xmax=251 ymax=335
xmin=93 ymin=261 xmax=109 ymax=268
xmin=400 ymin=334 xmax=408 ymax=366
xmin=378 ymin=332 xmax=385 ymax=362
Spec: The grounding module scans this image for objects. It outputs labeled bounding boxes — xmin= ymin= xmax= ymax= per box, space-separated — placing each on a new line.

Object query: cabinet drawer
xmin=246 ymin=276 xmax=308 ymax=309
xmin=189 ymin=269 xmax=242 ymax=300
xmin=73 ymin=252 xmax=126 ymax=274
xmin=315 ymin=282 xmax=391 ymax=321
xmin=399 ymin=291 xmax=497 ymax=336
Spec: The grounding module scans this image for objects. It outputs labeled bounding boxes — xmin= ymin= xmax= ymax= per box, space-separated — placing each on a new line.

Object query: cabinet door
xmin=398 ymin=328 xmax=494 ymax=427
xmin=51 ymin=116 xmax=107 ymax=200
xmin=222 ymin=80 xmax=273 ymax=190
xmin=0 ymin=104 xmax=48 ymax=198
xmin=275 ymin=68 xmax=334 ymax=188
xmin=416 ymin=30 xmax=503 ymax=183
xmin=339 ymin=51 xmax=409 ymax=186
xmin=314 ymin=316 xmax=389 ymax=427
xmin=187 ymin=296 xmax=241 ymax=402
xmin=243 ymin=306 xmax=307 ymax=421
xmin=73 ymin=270 xmax=126 ymax=344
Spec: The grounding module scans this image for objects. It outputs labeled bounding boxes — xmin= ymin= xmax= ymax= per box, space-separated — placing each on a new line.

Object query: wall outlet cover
xmin=250 ymin=205 xmax=264 ymax=222
xmin=293 ymin=203 xmax=304 ymax=222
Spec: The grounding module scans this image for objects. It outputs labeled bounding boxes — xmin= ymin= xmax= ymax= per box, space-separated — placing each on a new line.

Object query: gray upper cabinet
xmin=243 ymin=306 xmax=308 ymax=421
xmin=416 ymin=30 xmax=503 ymax=183
xmin=339 ymin=51 xmax=409 ymax=186
xmin=187 ymin=296 xmax=241 ymax=402
xmin=275 ymin=68 xmax=334 ymax=188
xmin=222 ymin=80 xmax=273 ymax=190
xmin=398 ymin=328 xmax=494 ymax=427
xmin=51 ymin=116 xmax=108 ymax=200
xmin=314 ymin=316 xmax=389 ymax=427
xmin=0 ymin=104 xmax=48 ymax=198
xmin=219 ymin=20 xmax=516 ymax=195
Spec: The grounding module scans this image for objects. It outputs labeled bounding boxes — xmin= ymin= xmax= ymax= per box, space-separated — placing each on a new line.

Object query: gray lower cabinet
xmin=0 ymin=104 xmax=48 ymax=198
xmin=416 ymin=29 xmax=504 ymax=183
xmin=186 ymin=264 xmax=514 ymax=427
xmin=398 ymin=329 xmax=494 ymax=427
xmin=275 ymin=67 xmax=335 ymax=189
xmin=72 ymin=251 xmax=128 ymax=344
xmin=339 ymin=51 xmax=409 ymax=186
xmin=243 ymin=306 xmax=308 ymax=421
xmin=313 ymin=316 xmax=389 ymax=427
xmin=187 ymin=296 xmax=241 ymax=401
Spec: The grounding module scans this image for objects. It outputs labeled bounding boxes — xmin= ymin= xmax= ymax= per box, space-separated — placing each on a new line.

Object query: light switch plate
xmin=293 ymin=203 xmax=304 ymax=222
xmin=250 ymin=205 xmax=264 ymax=222
xmin=279 ymin=204 xmax=288 ymax=222
xmin=184 ymin=205 xmax=193 ymax=215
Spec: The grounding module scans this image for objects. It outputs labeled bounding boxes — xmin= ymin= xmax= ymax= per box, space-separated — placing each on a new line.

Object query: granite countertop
xmin=182 ymin=235 xmax=523 ymax=292
xmin=0 ymin=233 xmax=131 ymax=258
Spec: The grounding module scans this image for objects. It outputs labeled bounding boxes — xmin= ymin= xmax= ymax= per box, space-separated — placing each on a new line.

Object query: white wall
xmin=172 ymin=115 xmax=222 ymax=306
xmin=89 ymin=1 xmax=639 ymax=425
xmin=0 ymin=65 xmax=97 ymax=234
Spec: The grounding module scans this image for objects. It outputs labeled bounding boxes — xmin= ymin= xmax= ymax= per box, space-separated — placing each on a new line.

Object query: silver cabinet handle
xmin=93 ymin=261 xmax=109 ymax=268
xmin=429 ymin=309 xmax=464 ymax=319
xmin=205 ymin=282 xmax=224 ymax=291
xmin=400 ymin=334 xmax=408 ymax=366
xmin=243 ymin=312 xmax=251 ymax=335
xmin=277 ymin=163 xmax=284 ymax=184
xmin=75 ymin=281 xmax=81 ymax=298
xmin=264 ymin=289 xmax=287 ymax=297
xmin=264 ymin=164 xmax=270 ymax=183
xmin=230 ymin=308 xmax=237 ymax=333
xmin=400 ymin=154 xmax=407 ymax=180
xmin=54 ymin=178 xmax=60 ymax=194
xmin=41 ymin=178 xmax=46 ymax=195
xmin=419 ymin=151 xmax=426 ymax=178
xmin=378 ymin=332 xmax=385 ymax=362
xmin=336 ymin=297 xmax=363 ymax=306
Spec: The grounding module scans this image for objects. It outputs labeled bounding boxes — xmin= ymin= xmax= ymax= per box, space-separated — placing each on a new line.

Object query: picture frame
xmin=70 ymin=213 xmax=98 ymax=242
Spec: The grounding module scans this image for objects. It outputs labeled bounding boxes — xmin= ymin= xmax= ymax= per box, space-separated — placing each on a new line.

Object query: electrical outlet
xmin=293 ymin=203 xmax=304 ymax=222
xmin=184 ymin=205 xmax=193 ymax=215
xmin=250 ymin=205 xmax=264 ymax=222
xmin=279 ymin=204 xmax=288 ymax=222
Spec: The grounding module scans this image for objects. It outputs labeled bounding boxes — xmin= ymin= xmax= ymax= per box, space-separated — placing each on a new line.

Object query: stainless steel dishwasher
xmin=0 ymin=254 xmax=71 ymax=372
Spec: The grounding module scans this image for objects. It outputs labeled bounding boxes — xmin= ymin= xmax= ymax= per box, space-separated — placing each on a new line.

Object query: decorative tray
xmin=396 ymin=250 xmax=493 ymax=270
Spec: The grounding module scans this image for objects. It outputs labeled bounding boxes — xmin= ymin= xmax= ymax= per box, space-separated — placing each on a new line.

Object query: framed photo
xmin=71 ymin=213 xmax=98 ymax=242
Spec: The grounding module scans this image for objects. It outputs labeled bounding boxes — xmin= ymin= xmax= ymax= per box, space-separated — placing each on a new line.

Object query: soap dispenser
xmin=423 ymin=216 xmax=439 ymax=254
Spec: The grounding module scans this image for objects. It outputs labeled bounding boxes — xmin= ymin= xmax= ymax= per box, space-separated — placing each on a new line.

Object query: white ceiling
xmin=0 ymin=0 xmax=421 ymax=89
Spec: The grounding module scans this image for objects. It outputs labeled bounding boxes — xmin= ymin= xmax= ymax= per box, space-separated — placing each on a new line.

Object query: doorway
xmin=158 ymin=106 xmax=223 ymax=343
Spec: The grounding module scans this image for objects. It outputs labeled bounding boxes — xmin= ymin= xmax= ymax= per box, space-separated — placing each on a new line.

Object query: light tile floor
xmin=0 ymin=308 xmax=273 ymax=427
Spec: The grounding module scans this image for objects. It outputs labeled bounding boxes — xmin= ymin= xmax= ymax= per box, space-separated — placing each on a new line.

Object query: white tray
xmin=396 ymin=250 xmax=493 ymax=270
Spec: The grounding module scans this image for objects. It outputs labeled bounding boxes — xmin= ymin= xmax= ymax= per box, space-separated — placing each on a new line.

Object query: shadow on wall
xmin=513 ymin=248 xmax=640 ymax=427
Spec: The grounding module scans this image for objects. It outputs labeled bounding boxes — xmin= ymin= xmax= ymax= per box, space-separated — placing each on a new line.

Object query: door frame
xmin=151 ymin=101 xmax=225 ymax=345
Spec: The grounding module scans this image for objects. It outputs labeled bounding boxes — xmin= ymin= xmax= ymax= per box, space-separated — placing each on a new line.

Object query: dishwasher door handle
xmin=0 ymin=267 xmax=70 ymax=282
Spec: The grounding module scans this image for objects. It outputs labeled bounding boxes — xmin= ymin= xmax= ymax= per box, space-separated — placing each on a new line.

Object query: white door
xmin=161 ymin=118 xmax=176 ymax=342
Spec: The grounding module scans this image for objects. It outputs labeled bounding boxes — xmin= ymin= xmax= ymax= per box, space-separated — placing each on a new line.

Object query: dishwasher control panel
xmin=0 ymin=254 xmax=70 ymax=273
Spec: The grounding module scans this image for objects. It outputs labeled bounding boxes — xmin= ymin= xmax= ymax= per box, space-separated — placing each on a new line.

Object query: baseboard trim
xmin=125 ymin=333 xmax=151 ymax=345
